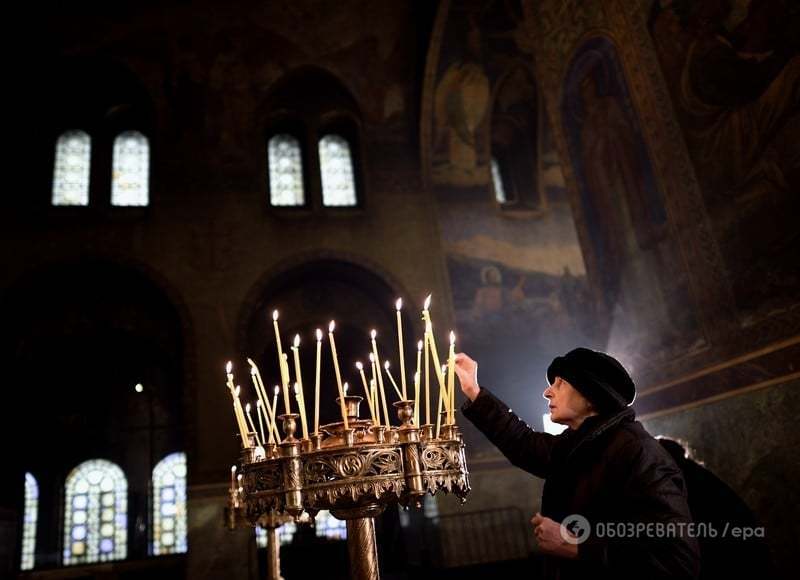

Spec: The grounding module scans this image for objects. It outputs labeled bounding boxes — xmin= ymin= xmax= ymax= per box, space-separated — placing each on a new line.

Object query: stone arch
xmin=1 ymin=256 xmax=195 ymax=562
xmin=236 ymin=252 xmax=420 ymax=427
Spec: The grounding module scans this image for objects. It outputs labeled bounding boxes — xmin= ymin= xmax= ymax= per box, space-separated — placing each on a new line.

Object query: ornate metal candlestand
xmin=234 ymin=396 xmax=470 ymax=580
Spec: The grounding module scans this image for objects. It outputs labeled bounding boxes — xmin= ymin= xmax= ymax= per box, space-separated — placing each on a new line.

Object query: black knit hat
xmin=546 ymin=348 xmax=636 ymax=412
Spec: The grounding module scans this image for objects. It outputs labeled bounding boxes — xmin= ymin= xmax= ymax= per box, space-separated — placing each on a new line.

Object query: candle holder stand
xmin=231 ymin=396 xmax=469 ymax=580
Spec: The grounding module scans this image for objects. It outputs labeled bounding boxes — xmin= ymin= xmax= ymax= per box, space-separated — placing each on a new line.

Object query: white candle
xmin=396 ymin=298 xmax=407 ymax=399
xmin=272 ymin=310 xmax=292 ymax=415
xmin=384 ymin=360 xmax=402 ymax=399
xmin=256 ymin=400 xmax=267 ymax=444
xmin=245 ymin=402 xmax=261 ymax=447
xmin=448 ymin=331 xmax=456 ymax=425
xmin=356 ymin=361 xmax=376 ymax=423
xmin=415 ymin=340 xmax=422 ymax=425
xmin=328 ymin=321 xmax=349 ymax=429
xmin=314 ymin=329 xmax=322 ymax=435
xmin=370 ymin=330 xmax=391 ymax=426
xmin=293 ymin=382 xmax=309 ymax=439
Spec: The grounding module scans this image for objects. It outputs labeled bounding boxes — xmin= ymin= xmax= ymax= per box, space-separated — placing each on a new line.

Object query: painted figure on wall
xmin=562 ymin=36 xmax=701 ymax=367
xmin=648 ymin=0 xmax=799 ymax=315
xmin=432 ymin=15 xmax=491 ymax=187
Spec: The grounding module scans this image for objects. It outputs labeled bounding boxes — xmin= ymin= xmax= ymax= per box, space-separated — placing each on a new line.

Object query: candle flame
xmin=441 ymin=364 xmax=447 ymax=374
xmin=293 ymin=334 xmax=300 ymax=348
xmin=424 ymin=294 xmax=431 ymax=309
xmin=384 ymin=360 xmax=390 ymax=370
xmin=231 ymin=465 xmax=237 ymax=473
xmin=250 ymin=366 xmax=256 ymax=375
xmin=293 ymin=382 xmax=299 ymax=394
xmin=450 ymin=331 xmax=456 ymax=345
xmin=414 ymin=371 xmax=420 ymax=382
xmin=395 ymin=298 xmax=402 ymax=310
xmin=316 ymin=328 xmax=323 ymax=341
xmin=256 ymin=399 xmax=262 ymax=407
xmin=272 ymin=310 xmax=279 ymax=321
xmin=369 ymin=353 xmax=375 ymax=362
xmin=344 ymin=382 xmax=349 ymax=394
xmin=356 ymin=361 xmax=363 ymax=370
xmin=273 ymin=385 xmax=280 ymax=395
xmin=370 ymin=329 xmax=377 ymax=339
xmin=237 ymin=474 xmax=243 ymax=482
xmin=329 ymin=320 xmax=336 ymax=332
xmin=417 ymin=340 xmax=423 ymax=351
xmin=226 ymin=361 xmax=232 ymax=374
xmin=245 ymin=403 xmax=251 ymax=413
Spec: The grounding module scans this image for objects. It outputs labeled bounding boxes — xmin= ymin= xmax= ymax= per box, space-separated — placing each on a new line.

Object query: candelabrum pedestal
xmin=228 ymin=396 xmax=470 ymax=580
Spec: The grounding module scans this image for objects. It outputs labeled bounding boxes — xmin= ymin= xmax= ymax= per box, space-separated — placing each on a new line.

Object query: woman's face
xmin=543 ymin=377 xmax=595 ymax=428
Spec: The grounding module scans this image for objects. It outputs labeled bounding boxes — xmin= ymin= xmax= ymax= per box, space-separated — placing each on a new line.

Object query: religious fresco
xmin=561 ymin=36 xmax=702 ymax=368
xmin=647 ymin=0 xmax=800 ymax=317
xmin=426 ymin=0 xmax=595 ymax=421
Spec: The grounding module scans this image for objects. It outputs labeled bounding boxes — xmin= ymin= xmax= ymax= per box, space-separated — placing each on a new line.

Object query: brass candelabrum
xmin=228 ymin=396 xmax=470 ymax=580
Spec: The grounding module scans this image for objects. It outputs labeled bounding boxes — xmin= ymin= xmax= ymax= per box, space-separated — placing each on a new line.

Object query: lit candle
xmin=225 ymin=363 xmax=249 ymax=444
xmin=230 ymin=465 xmax=236 ymax=492
xmin=294 ymin=382 xmax=309 ymax=439
xmin=356 ymin=362 xmax=377 ymax=423
xmin=384 ymin=360 xmax=402 ymax=399
xmin=396 ymin=298 xmax=407 ymax=399
xmin=233 ymin=386 xmax=250 ymax=446
xmin=314 ymin=328 xmax=322 ymax=435
xmin=245 ymin=402 xmax=261 ymax=447
xmin=272 ymin=310 xmax=292 ymax=415
xmin=247 ymin=360 xmax=272 ymax=436
xmin=422 ymin=295 xmax=447 ymax=394
xmin=370 ymin=330 xmax=391 ymax=426
xmin=448 ymin=331 xmax=456 ymax=425
xmin=436 ymin=366 xmax=447 ymax=438
xmin=256 ymin=400 xmax=267 ymax=444
xmin=291 ymin=335 xmax=308 ymax=439
xmin=344 ymin=381 xmax=349 ymax=395
xmin=328 ymin=321 xmax=350 ymax=429
xmin=415 ymin=340 xmax=422 ymax=425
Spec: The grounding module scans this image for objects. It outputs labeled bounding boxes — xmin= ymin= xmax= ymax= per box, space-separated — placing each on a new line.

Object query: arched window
xmin=151 ymin=452 xmax=187 ymax=555
xmin=20 ymin=473 xmax=38 ymax=570
xmin=268 ymin=134 xmax=305 ymax=206
xmin=491 ymin=157 xmax=508 ymax=204
xmin=318 ymin=134 xmax=357 ymax=207
xmin=52 ymin=130 xmax=91 ymax=206
xmin=255 ymin=509 xmax=346 ymax=547
xmin=112 ymin=130 xmax=149 ymax=206
xmin=63 ymin=459 xmax=127 ymax=566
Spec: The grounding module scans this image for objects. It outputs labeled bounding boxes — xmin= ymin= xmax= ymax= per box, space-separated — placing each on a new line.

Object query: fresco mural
xmin=428 ymin=0 xmax=594 ymax=428
xmin=561 ymin=36 xmax=702 ymax=368
xmin=647 ymin=0 xmax=800 ymax=317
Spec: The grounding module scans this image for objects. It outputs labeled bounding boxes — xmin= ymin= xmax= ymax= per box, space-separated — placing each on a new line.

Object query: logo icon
xmin=560 ymin=514 xmax=590 ymax=544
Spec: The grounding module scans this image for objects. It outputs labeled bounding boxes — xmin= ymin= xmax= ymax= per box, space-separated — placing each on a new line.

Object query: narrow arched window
xmin=52 ymin=130 xmax=91 ymax=206
xmin=63 ymin=459 xmax=127 ymax=566
xmin=491 ymin=157 xmax=507 ymax=204
xmin=20 ymin=473 xmax=38 ymax=570
xmin=319 ymin=134 xmax=357 ymax=207
xmin=268 ymin=134 xmax=305 ymax=206
xmin=151 ymin=452 xmax=187 ymax=555
xmin=112 ymin=131 xmax=149 ymax=206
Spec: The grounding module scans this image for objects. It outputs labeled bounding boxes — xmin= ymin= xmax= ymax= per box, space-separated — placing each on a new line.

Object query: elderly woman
xmin=454 ymin=347 xmax=700 ymax=580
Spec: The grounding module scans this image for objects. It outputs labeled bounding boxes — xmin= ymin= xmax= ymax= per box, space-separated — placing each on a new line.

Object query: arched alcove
xmin=0 ymin=259 xmax=187 ymax=566
xmin=238 ymin=259 xmax=418 ymax=429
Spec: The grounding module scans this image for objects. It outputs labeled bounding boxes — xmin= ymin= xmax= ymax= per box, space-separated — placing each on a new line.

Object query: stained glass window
xmin=255 ymin=510 xmax=346 ymax=547
xmin=20 ymin=473 xmax=38 ymax=570
xmin=151 ymin=452 xmax=187 ymax=555
xmin=491 ymin=157 xmax=507 ymax=204
xmin=112 ymin=131 xmax=149 ymax=206
xmin=63 ymin=459 xmax=127 ymax=566
xmin=319 ymin=135 xmax=357 ymax=207
xmin=52 ymin=130 xmax=91 ymax=206
xmin=268 ymin=134 xmax=305 ymax=206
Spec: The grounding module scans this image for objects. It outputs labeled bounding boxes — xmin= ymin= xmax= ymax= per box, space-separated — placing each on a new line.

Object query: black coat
xmin=463 ymin=388 xmax=700 ymax=580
